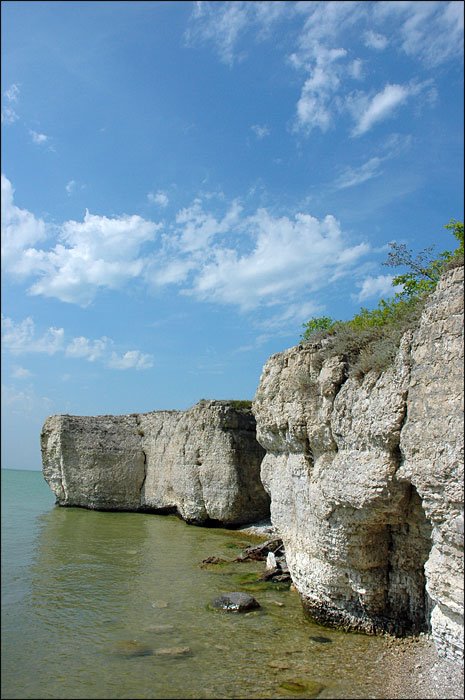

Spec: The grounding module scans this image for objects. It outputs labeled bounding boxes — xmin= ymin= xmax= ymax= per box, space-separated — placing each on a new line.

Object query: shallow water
xmin=2 ymin=469 xmax=389 ymax=699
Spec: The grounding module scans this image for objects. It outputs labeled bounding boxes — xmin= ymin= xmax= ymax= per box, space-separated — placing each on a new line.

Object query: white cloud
xmin=1 ymin=383 xmax=53 ymax=415
xmin=2 ymin=315 xmax=154 ymax=371
xmin=293 ymin=44 xmax=347 ymax=133
xmin=11 ymin=365 xmax=33 ymax=379
xmin=334 ymin=157 xmax=383 ymax=189
xmin=174 ymin=197 xmax=242 ymax=254
xmin=4 ymin=84 xmax=20 ymax=103
xmin=2 ymin=83 xmax=20 ymax=124
xmin=66 ymin=180 xmax=76 ymax=195
xmin=65 ymin=336 xmax=109 ymax=362
xmin=251 ymin=124 xmax=271 ymax=139
xmin=107 ymin=350 xmax=154 ymax=370
xmin=374 ymin=0 xmax=464 ymax=67
xmin=185 ymin=1 xmax=288 ymax=65
xmin=148 ymin=190 xmax=169 ymax=207
xmin=364 ymin=30 xmax=388 ymax=50
xmin=30 ymin=130 xmax=49 ymax=145
xmin=8 ymin=201 xmax=160 ymax=305
xmin=1 ymin=174 xmax=48 ymax=275
xmin=1 ymin=316 xmax=64 ymax=355
xmin=350 ymin=83 xmax=411 ymax=137
xmin=3 ymin=178 xmax=372 ymax=325
xmin=355 ymin=274 xmax=399 ymax=302
xmin=186 ymin=2 xmax=461 ymax=140
xmin=189 ymin=209 xmax=369 ymax=310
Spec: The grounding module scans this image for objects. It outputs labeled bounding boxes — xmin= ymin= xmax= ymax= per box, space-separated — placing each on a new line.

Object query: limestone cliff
xmin=41 ymin=400 xmax=269 ymax=526
xmin=253 ymin=266 xmax=464 ymax=663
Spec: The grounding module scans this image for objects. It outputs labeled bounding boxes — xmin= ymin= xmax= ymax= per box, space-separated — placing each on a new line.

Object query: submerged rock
xmin=113 ymin=640 xmax=153 ymax=658
xmin=279 ymin=679 xmax=325 ymax=697
xmin=211 ymin=592 xmax=260 ymax=612
xmin=154 ymin=646 xmax=191 ymax=657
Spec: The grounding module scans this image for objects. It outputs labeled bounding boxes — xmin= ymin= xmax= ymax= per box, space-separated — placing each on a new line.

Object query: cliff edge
xmin=253 ymin=266 xmax=464 ymax=663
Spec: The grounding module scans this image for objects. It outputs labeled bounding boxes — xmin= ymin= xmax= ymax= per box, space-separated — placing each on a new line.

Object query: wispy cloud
xmin=147 ymin=190 xmax=169 ymax=207
xmin=185 ymin=1 xmax=288 ymax=66
xmin=374 ymin=0 xmax=464 ymax=67
xmin=251 ymin=124 xmax=271 ymax=139
xmin=186 ymin=1 xmax=461 ymax=138
xmin=1 ymin=315 xmax=154 ymax=371
xmin=350 ymin=83 xmax=412 ymax=137
xmin=355 ymin=274 xmax=401 ymax=302
xmin=11 ymin=365 xmax=33 ymax=379
xmin=30 ymin=130 xmax=49 ymax=145
xmin=364 ymin=30 xmax=388 ymax=51
xmin=1 ymin=83 xmax=20 ymax=124
xmin=334 ymin=157 xmax=383 ymax=189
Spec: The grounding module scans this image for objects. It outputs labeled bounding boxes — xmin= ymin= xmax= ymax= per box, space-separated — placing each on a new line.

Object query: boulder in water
xmin=211 ymin=591 xmax=260 ymax=612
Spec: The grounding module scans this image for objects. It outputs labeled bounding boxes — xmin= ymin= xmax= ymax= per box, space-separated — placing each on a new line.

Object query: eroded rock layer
xmin=253 ymin=267 xmax=464 ymax=662
xmin=41 ymin=400 xmax=269 ymax=526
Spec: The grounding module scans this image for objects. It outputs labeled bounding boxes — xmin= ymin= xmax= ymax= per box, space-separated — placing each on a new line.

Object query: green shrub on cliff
xmin=300 ymin=219 xmax=463 ymax=376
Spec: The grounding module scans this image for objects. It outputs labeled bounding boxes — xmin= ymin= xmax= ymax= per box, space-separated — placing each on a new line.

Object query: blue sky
xmin=2 ymin=1 xmax=463 ymax=470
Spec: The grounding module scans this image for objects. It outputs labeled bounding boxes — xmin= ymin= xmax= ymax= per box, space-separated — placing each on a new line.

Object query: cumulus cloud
xmin=65 ymin=336 xmax=110 ymax=362
xmin=1 ymin=174 xmax=47 ymax=275
xmin=1 ymin=316 xmax=64 ymax=355
xmin=3 ymin=177 xmax=372 ymax=327
xmin=2 ymin=315 xmax=154 ymax=371
xmin=189 ymin=209 xmax=369 ymax=310
xmin=2 ymin=177 xmax=161 ymax=305
xmin=107 ymin=350 xmax=154 ymax=370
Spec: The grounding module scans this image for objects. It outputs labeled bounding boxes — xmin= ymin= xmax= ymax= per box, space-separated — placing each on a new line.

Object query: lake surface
xmin=1 ymin=468 xmax=390 ymax=699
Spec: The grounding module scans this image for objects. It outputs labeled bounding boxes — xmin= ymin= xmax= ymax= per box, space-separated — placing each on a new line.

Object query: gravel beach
xmin=377 ymin=633 xmax=463 ymax=700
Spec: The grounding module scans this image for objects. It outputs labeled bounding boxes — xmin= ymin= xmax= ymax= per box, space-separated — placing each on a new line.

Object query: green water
xmin=1 ymin=469 xmax=389 ymax=699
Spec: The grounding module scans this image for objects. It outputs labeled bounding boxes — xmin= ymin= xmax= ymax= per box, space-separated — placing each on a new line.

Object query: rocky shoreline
xmin=378 ymin=633 xmax=464 ymax=699
xmin=236 ymin=521 xmax=464 ymax=700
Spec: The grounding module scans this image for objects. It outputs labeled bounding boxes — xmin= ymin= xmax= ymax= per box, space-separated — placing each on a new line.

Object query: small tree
xmin=384 ymin=218 xmax=464 ymax=300
xmin=301 ymin=316 xmax=335 ymax=342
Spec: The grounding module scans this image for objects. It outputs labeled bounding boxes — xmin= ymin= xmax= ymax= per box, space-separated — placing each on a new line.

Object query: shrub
xmin=300 ymin=219 xmax=463 ymax=377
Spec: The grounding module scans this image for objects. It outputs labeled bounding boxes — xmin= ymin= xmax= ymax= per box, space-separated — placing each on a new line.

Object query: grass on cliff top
xmin=300 ymin=219 xmax=464 ymax=378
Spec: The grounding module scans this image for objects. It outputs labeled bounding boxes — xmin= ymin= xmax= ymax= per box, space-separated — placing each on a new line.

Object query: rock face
xmin=41 ymin=400 xmax=269 ymax=527
xmin=253 ymin=267 xmax=464 ymax=663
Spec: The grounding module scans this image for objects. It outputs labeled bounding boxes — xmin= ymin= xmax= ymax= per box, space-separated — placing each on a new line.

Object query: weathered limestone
xmin=253 ymin=267 xmax=464 ymax=662
xmin=41 ymin=400 xmax=269 ymax=526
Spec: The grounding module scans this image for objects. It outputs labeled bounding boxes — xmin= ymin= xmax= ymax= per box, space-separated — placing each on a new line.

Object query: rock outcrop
xmin=41 ymin=400 xmax=269 ymax=527
xmin=253 ymin=266 xmax=464 ymax=663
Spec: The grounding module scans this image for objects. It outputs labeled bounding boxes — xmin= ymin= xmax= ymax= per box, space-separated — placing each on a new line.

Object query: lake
xmin=1 ymin=468 xmax=390 ymax=699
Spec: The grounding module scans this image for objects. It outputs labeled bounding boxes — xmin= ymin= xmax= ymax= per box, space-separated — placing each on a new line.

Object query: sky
xmin=1 ymin=0 xmax=464 ymax=470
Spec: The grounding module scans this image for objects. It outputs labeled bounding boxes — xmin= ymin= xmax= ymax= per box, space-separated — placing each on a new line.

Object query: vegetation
xmin=300 ymin=219 xmax=464 ymax=377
